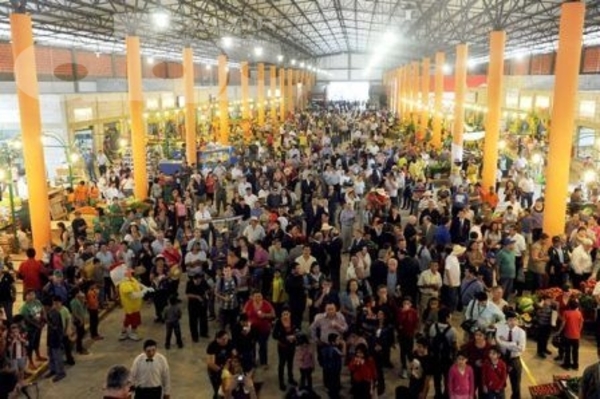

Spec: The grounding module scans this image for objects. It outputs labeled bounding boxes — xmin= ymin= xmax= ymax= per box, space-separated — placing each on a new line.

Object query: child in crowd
xmin=7 ymin=318 xmax=28 ymax=382
xmin=86 ymin=283 xmax=103 ymax=340
xmin=295 ymin=334 xmax=315 ymax=393
xmin=422 ymin=297 xmax=440 ymax=334
xmin=320 ymin=333 xmax=345 ymax=399
xmin=271 ymin=269 xmax=287 ymax=318
xmin=481 ymin=346 xmax=507 ymax=399
xmin=536 ymin=294 xmax=554 ymax=358
xmin=163 ymin=295 xmax=183 ymax=349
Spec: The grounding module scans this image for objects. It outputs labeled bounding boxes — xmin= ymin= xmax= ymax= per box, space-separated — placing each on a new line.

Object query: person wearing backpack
xmin=428 ymin=308 xmax=457 ymax=399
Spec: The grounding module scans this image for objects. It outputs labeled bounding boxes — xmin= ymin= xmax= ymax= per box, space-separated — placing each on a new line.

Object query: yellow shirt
xmin=119 ymin=278 xmax=143 ymax=314
xmin=272 ymin=277 xmax=287 ymax=304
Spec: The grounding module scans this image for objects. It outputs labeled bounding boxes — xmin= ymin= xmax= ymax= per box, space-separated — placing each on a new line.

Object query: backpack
xmin=431 ymin=323 xmax=453 ymax=364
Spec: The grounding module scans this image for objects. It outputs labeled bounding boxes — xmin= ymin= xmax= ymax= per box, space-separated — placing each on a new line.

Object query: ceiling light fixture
xmin=300 ymin=62 xmax=305 ymax=68
xmin=254 ymin=46 xmax=264 ymax=57
xmin=277 ymin=54 xmax=284 ymax=62
xmin=442 ymin=64 xmax=452 ymax=74
xmin=291 ymin=59 xmax=297 ymax=65
xmin=147 ymin=56 xmax=155 ymax=65
xmin=222 ymin=36 xmax=233 ymax=48
xmin=152 ymin=10 xmax=170 ymax=30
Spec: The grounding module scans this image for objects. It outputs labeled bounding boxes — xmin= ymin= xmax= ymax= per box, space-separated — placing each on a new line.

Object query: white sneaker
xmin=401 ymin=370 xmax=408 ymax=379
xmin=128 ymin=332 xmax=141 ymax=341
xmin=118 ymin=332 xmax=128 ymax=341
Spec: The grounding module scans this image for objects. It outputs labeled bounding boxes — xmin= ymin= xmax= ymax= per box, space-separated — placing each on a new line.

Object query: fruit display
xmin=518 ymin=296 xmax=536 ymax=314
xmin=529 ymin=383 xmax=562 ymax=399
xmin=536 ymin=287 xmax=581 ymax=301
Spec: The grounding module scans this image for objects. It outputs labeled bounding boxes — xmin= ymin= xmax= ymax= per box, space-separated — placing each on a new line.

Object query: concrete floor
xmin=30 ymin=275 xmax=598 ymax=399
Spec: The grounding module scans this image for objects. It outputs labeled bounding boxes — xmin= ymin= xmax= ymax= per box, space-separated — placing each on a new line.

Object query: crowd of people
xmin=0 ymin=102 xmax=599 ymax=399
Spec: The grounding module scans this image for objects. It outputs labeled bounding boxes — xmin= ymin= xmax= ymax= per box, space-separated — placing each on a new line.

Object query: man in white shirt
xmin=571 ymin=238 xmax=595 ymax=288
xmin=97 ymin=150 xmax=109 ymax=176
xmin=444 ymin=245 xmax=464 ymax=312
xmin=237 ymin=177 xmax=252 ymax=198
xmin=294 ymin=245 xmax=317 ymax=275
xmin=417 ymin=261 xmax=443 ymax=312
xmin=130 ymin=339 xmax=171 ymax=399
xmin=244 ymin=187 xmax=259 ymax=208
xmin=495 ymin=311 xmax=526 ymax=399
xmin=194 ymin=203 xmax=212 ymax=237
xmin=242 ymin=217 xmax=266 ymax=244
xmin=518 ymin=173 xmax=535 ymax=209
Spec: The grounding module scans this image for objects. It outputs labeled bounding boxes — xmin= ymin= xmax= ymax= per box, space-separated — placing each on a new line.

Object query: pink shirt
xmin=448 ymin=364 xmax=475 ymax=399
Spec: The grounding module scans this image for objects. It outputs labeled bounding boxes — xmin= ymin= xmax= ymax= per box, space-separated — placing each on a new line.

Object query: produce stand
xmin=529 ymin=375 xmax=580 ymax=399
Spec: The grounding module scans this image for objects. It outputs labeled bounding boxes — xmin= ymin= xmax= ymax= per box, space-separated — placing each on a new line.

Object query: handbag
xmin=551 ymin=333 xmax=564 ymax=349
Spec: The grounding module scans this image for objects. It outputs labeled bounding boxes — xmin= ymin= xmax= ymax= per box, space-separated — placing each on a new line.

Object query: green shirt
xmin=497 ymin=248 xmax=516 ymax=279
xmin=70 ymin=298 xmax=87 ymax=322
xmin=20 ymin=300 xmax=43 ymax=332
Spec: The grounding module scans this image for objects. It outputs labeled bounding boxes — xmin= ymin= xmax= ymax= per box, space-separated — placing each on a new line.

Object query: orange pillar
xmin=279 ymin=68 xmax=285 ymax=122
xmin=419 ymin=58 xmax=431 ymax=140
xmin=183 ymin=47 xmax=196 ymax=164
xmin=270 ymin=66 xmax=277 ymax=121
xmin=287 ymin=69 xmax=294 ymax=114
xmin=125 ymin=36 xmax=148 ymax=200
xmin=257 ymin=63 xmax=265 ymax=126
xmin=406 ymin=65 xmax=413 ymax=116
xmin=482 ymin=31 xmax=506 ymax=190
xmin=217 ymin=54 xmax=229 ymax=144
xmin=432 ymin=52 xmax=445 ymax=149
xmin=452 ymin=44 xmax=468 ymax=162
xmin=400 ymin=67 xmax=407 ymax=118
xmin=543 ymin=1 xmax=585 ymax=236
xmin=240 ymin=61 xmax=250 ymax=141
xmin=10 ymin=13 xmax=51 ymax=253
xmin=412 ymin=62 xmax=420 ymax=122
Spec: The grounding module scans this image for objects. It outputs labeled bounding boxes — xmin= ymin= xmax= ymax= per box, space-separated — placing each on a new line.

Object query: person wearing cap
xmin=459 ymin=266 xmax=485 ymax=310
xmin=570 ymin=237 xmax=596 ymax=290
xmin=443 ymin=245 xmax=465 ymax=312
xmin=495 ymin=311 xmax=526 ymax=399
xmin=464 ymin=292 xmax=505 ymax=332
xmin=496 ymin=238 xmax=516 ymax=299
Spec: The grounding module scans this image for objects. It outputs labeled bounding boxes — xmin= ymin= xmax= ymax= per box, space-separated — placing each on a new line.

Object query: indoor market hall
xmin=0 ymin=1 xmax=600 ymax=399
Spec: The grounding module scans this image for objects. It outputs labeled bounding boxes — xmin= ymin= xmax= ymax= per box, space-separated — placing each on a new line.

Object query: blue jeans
xmin=48 ymin=346 xmax=65 ymax=376
xmin=256 ymin=331 xmax=270 ymax=366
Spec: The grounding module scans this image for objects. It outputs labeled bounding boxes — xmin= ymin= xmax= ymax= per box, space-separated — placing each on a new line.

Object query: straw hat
xmin=451 ymin=245 xmax=466 ymax=256
xmin=321 ymin=223 xmax=333 ymax=231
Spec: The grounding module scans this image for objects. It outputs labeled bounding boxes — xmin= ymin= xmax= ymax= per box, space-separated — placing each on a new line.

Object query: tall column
xmin=270 ymin=65 xmax=277 ymax=121
xmin=419 ymin=58 xmax=431 ymax=140
xmin=183 ymin=47 xmax=196 ymax=164
xmin=257 ymin=63 xmax=265 ymax=125
xmin=400 ymin=67 xmax=407 ymax=118
xmin=452 ymin=44 xmax=468 ymax=162
xmin=125 ymin=36 xmax=148 ymax=200
xmin=217 ymin=54 xmax=229 ymax=144
xmin=482 ymin=31 xmax=506 ymax=190
xmin=394 ymin=68 xmax=400 ymax=116
xmin=286 ymin=69 xmax=294 ymax=114
xmin=406 ymin=65 xmax=413 ymax=116
xmin=240 ymin=61 xmax=250 ymax=141
xmin=432 ymin=52 xmax=445 ymax=149
xmin=543 ymin=1 xmax=585 ymax=236
xmin=10 ymin=13 xmax=51 ymax=253
xmin=279 ymin=68 xmax=285 ymax=122
xmin=413 ymin=61 xmax=421 ymax=123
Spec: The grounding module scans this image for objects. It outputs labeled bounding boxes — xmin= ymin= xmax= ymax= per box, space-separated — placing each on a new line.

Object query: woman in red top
xmin=396 ymin=296 xmax=419 ymax=378
xmin=348 ymin=344 xmax=378 ymax=398
xmin=481 ymin=346 xmax=507 ymax=398
xmin=559 ymin=298 xmax=584 ymax=370
xmin=161 ymin=240 xmax=181 ymax=268
xmin=244 ymin=291 xmax=275 ymax=368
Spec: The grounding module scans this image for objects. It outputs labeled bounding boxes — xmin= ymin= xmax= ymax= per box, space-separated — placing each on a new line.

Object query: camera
xmin=237 ymin=374 xmax=244 ymax=384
